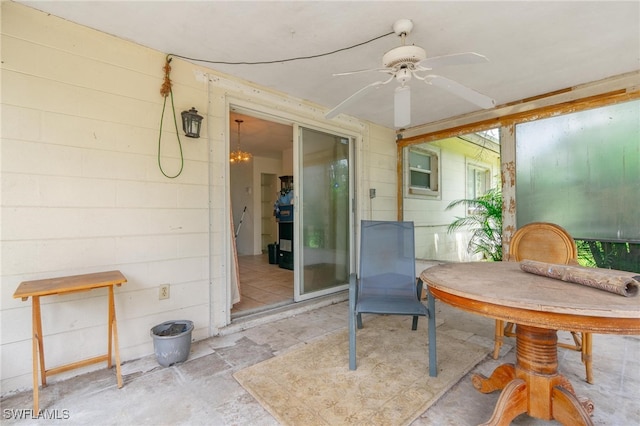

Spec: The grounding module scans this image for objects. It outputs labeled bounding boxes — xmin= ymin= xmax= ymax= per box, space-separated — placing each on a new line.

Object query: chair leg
xmin=504 ymin=321 xmax=515 ymax=337
xmin=414 ymin=278 xmax=422 ymax=329
xmin=558 ymin=332 xmax=582 ymax=351
xmin=493 ymin=319 xmax=504 ymax=359
xmin=349 ymin=273 xmax=357 ymax=370
xmin=349 ymin=310 xmax=357 ymax=370
xmin=583 ymin=332 xmax=593 ymax=384
xmin=427 ymin=287 xmax=437 ymax=377
xmin=570 ymin=331 xmax=583 ymax=350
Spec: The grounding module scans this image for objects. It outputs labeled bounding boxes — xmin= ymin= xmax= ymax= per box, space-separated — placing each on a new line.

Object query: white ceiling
xmin=18 ymin=1 xmax=640 ymax=155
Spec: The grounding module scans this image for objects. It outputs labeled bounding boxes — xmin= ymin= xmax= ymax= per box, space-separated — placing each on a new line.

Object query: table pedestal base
xmin=471 ymin=325 xmax=594 ymax=426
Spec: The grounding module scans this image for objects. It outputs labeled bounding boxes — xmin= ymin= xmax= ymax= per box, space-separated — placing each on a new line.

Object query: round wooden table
xmin=421 ymin=261 xmax=640 ymax=426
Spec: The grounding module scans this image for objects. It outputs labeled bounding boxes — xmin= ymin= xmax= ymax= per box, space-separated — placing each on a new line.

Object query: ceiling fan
xmin=325 ymin=19 xmax=496 ymax=128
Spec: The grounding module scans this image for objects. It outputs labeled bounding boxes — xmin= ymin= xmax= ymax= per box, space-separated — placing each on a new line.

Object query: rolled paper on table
xmin=519 ymin=260 xmax=640 ymax=297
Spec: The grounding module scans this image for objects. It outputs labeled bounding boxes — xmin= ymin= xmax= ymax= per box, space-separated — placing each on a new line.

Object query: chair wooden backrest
xmin=508 ymin=222 xmax=578 ymax=264
xmin=497 ymin=221 xmax=594 ymax=383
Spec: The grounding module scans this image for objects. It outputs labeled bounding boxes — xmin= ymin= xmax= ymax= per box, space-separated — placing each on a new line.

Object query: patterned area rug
xmin=234 ymin=315 xmax=489 ymax=425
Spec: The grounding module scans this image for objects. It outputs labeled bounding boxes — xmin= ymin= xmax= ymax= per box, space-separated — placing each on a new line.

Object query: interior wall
xmin=282 ymin=147 xmax=293 ymax=176
xmin=230 ymin=161 xmax=254 ymax=255
xmin=260 ymin=173 xmax=279 ymax=252
xmin=253 ymin=157 xmax=285 ymax=255
xmin=1 ymin=2 xmax=394 ymax=395
xmin=230 ymin=154 xmax=285 ymax=256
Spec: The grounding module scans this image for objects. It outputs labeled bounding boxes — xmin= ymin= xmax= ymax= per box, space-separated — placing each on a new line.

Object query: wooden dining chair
xmin=493 ymin=222 xmax=594 ymax=383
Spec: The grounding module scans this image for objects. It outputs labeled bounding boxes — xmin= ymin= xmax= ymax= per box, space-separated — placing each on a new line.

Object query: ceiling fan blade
xmin=333 ymin=67 xmax=391 ymax=76
xmin=325 ymin=77 xmax=393 ymax=119
xmin=418 ymin=52 xmax=489 ymax=70
xmin=394 ymin=86 xmax=411 ymax=128
xmin=426 ymin=75 xmax=496 ymax=109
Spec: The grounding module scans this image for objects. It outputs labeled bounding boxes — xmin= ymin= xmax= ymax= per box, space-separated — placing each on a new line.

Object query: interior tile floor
xmin=231 ymin=254 xmax=293 ymax=316
xmin=2 ymin=297 xmax=638 ymax=425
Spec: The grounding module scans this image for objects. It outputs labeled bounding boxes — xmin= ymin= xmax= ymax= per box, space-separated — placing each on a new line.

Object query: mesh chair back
xmin=359 ymin=220 xmax=416 ymax=299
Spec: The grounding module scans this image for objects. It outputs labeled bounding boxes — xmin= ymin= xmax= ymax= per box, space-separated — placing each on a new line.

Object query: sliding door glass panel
xmin=297 ymin=127 xmax=350 ymax=299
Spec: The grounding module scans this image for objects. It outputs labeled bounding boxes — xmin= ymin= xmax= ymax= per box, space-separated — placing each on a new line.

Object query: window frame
xmin=404 ymin=145 xmax=441 ymax=199
xmin=465 ymin=161 xmax=492 ymax=214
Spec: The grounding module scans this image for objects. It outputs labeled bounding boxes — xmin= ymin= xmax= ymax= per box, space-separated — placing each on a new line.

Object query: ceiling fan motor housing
xmin=383 ymin=45 xmax=427 ymax=69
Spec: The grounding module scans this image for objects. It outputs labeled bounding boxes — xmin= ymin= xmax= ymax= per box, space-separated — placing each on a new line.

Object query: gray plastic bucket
xmin=150 ymin=320 xmax=194 ymax=367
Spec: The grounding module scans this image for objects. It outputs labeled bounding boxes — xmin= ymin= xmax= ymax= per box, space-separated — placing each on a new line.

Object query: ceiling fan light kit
xmin=325 ymin=19 xmax=496 ymax=128
xmin=394 ymin=86 xmax=411 ymax=128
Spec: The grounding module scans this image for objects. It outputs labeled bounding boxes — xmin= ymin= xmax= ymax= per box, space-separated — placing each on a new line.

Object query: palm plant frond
xmin=446 ymin=187 xmax=503 ymax=261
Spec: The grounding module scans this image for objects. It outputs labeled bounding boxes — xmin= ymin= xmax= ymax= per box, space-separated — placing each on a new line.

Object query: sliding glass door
xmin=294 ymin=127 xmax=352 ymax=300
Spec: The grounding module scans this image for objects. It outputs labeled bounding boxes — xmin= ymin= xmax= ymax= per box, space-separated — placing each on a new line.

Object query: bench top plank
xmin=14 ymin=270 xmax=127 ymax=300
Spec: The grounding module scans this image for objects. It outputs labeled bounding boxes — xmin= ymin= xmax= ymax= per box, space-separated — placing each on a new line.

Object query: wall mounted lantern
xmin=181 ymin=107 xmax=203 ymax=138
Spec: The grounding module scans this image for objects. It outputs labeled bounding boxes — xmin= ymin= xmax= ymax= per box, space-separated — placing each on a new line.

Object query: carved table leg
xmin=556 ymin=375 xmax=595 ymax=415
xmin=472 ymin=363 xmax=515 ymax=393
xmin=479 ymin=378 xmax=528 ymax=426
xmin=552 ymin=386 xmax=594 ymax=425
xmin=475 ymin=324 xmax=594 ymax=426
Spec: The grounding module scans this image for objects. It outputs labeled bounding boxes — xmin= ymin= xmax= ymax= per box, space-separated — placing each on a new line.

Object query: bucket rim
xmin=150 ymin=320 xmax=194 ymax=338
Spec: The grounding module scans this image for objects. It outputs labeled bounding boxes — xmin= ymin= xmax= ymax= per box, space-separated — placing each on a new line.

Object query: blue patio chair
xmin=349 ymin=220 xmax=437 ymax=377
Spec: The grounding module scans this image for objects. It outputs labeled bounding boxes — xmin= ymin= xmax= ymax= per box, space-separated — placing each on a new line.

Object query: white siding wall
xmin=1 ymin=3 xmax=396 ymax=395
xmin=364 ymin=124 xmax=397 ymax=221
xmin=1 ymin=2 xmax=214 ymax=393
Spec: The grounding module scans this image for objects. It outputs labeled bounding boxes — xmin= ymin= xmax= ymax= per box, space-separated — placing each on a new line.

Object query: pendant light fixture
xmin=230 ymin=119 xmax=252 ymax=163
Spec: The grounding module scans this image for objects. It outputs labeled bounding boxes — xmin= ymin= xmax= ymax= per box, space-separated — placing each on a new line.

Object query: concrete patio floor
xmin=2 ymin=297 xmax=638 ymax=425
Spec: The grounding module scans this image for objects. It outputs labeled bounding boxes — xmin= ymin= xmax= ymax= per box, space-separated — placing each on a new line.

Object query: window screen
xmin=515 ymin=100 xmax=640 ymax=242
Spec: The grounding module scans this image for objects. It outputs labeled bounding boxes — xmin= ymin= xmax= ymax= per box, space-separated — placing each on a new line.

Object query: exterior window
xmin=466 ymin=164 xmax=490 ymax=214
xmin=406 ymin=146 xmax=439 ymax=198
xmin=467 ymin=164 xmax=489 ymax=199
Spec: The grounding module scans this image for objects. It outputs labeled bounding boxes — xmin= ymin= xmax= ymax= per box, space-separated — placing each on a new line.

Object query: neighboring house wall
xmin=0 ymin=3 xmax=394 ymax=395
xmin=403 ymin=137 xmax=500 ymax=262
